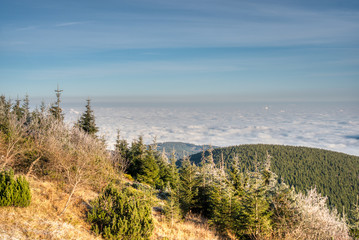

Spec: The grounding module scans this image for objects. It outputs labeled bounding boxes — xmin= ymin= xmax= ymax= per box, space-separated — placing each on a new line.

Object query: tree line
xmin=0 ymin=89 xmax=358 ymax=239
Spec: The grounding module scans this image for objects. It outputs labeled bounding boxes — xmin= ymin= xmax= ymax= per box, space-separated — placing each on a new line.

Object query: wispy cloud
xmin=1 ymin=1 xmax=358 ymax=52
xmin=55 ymin=21 xmax=88 ymax=27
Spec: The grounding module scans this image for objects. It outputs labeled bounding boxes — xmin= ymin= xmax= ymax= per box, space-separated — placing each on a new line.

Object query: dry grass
xmin=0 ymin=176 xmax=101 ymax=240
xmin=0 ymin=176 xmax=232 ymax=240
xmin=152 ymin=212 xmax=227 ymax=240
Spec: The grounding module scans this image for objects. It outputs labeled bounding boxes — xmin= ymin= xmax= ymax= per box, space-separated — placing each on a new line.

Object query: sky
xmin=1 ymin=0 xmax=359 ymax=102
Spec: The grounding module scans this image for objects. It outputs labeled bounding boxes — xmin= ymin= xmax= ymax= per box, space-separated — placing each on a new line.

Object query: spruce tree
xmin=12 ymin=98 xmax=23 ymax=120
xmin=0 ymin=95 xmax=11 ymax=120
xmin=349 ymin=196 xmax=359 ymax=239
xmin=168 ymin=150 xmax=180 ymax=191
xmin=114 ymin=130 xmax=130 ymax=173
xmin=21 ymin=94 xmax=31 ymax=124
xmin=164 ymin=183 xmax=181 ymax=227
xmin=179 ymin=156 xmax=199 ymax=217
xmin=128 ymin=136 xmax=146 ymax=177
xmin=49 ymin=85 xmax=64 ymax=121
xmin=156 ymin=148 xmax=172 ymax=190
xmin=239 ymin=166 xmax=273 ymax=239
xmin=136 ymin=146 xmax=160 ymax=186
xmin=77 ymin=98 xmax=98 ymax=136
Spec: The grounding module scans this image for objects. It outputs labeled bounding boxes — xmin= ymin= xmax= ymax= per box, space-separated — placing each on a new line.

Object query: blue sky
xmin=1 ymin=0 xmax=358 ymax=102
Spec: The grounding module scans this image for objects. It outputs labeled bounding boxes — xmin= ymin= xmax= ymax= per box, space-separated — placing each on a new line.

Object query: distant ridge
xmin=155 ymin=142 xmax=218 ymax=159
xmin=189 ymin=144 xmax=359 ymax=216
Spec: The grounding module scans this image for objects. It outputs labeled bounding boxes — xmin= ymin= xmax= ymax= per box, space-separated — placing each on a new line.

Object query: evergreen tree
xmin=136 ymin=145 xmax=160 ymax=186
xmin=239 ymin=166 xmax=272 ymax=239
xmin=164 ymin=183 xmax=181 ymax=227
xmin=12 ymin=98 xmax=23 ymax=120
xmin=114 ymin=130 xmax=130 ymax=173
xmin=77 ymin=98 xmax=98 ymax=136
xmin=179 ymin=156 xmax=199 ymax=217
xmin=21 ymin=94 xmax=31 ymax=124
xmin=196 ymin=147 xmax=216 ymax=217
xmin=349 ymin=196 xmax=359 ymax=239
xmin=128 ymin=136 xmax=146 ymax=178
xmin=88 ymin=184 xmax=154 ymax=240
xmin=0 ymin=95 xmax=11 ymax=120
xmin=49 ymin=85 xmax=64 ymax=121
xmin=168 ymin=150 xmax=180 ymax=191
xmin=156 ymin=148 xmax=172 ymax=190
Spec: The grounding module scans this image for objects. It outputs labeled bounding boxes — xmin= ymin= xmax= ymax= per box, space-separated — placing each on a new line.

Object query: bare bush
xmin=0 ymin=114 xmax=29 ymax=170
xmin=290 ymin=188 xmax=350 ymax=240
xmin=32 ymin=118 xmax=116 ymax=215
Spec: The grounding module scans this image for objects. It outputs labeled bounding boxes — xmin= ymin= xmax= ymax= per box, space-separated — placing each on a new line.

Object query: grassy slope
xmin=0 ymin=177 xmax=100 ymax=240
xmin=189 ymin=144 xmax=359 ymax=214
xmin=0 ymin=176 xmax=220 ymax=240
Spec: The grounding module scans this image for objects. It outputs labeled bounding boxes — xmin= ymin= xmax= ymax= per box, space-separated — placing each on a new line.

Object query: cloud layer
xmin=64 ymin=102 xmax=359 ymax=156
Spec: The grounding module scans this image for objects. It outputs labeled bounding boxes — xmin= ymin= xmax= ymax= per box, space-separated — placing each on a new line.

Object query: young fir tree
xmin=208 ymin=162 xmax=233 ymax=233
xmin=49 ymin=85 xmax=64 ymax=121
xmin=179 ymin=155 xmax=199 ymax=217
xmin=168 ymin=150 xmax=180 ymax=191
xmin=12 ymin=98 xmax=23 ymax=120
xmin=156 ymin=148 xmax=172 ymax=190
xmin=349 ymin=196 xmax=359 ymax=239
xmin=88 ymin=184 xmax=154 ymax=240
xmin=136 ymin=145 xmax=160 ymax=186
xmin=196 ymin=147 xmax=216 ymax=217
xmin=114 ymin=130 xmax=130 ymax=174
xmin=0 ymin=95 xmax=11 ymax=120
xmin=22 ymin=94 xmax=31 ymax=124
xmin=164 ymin=182 xmax=181 ymax=227
xmin=77 ymin=98 xmax=98 ymax=136
xmin=239 ymin=162 xmax=273 ymax=239
xmin=128 ymin=136 xmax=146 ymax=178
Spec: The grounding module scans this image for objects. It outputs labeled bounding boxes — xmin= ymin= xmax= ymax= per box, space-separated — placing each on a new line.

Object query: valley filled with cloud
xmin=64 ymin=101 xmax=359 ymax=156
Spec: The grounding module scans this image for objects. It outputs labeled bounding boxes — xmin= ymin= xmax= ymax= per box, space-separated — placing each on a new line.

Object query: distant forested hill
xmin=189 ymin=144 xmax=359 ymax=215
xmin=155 ymin=142 xmax=217 ymax=159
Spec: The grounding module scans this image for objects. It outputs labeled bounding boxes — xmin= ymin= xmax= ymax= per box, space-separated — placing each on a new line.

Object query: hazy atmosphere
xmin=1 ymin=0 xmax=359 ymax=154
xmin=1 ymin=1 xmax=359 ymax=239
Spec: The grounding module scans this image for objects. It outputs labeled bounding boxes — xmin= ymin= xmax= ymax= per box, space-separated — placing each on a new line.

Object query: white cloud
xmin=63 ymin=102 xmax=359 ymax=156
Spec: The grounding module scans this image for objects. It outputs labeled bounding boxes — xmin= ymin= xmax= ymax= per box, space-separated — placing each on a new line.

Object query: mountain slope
xmin=156 ymin=142 xmax=217 ymax=159
xmin=189 ymin=144 xmax=359 ymax=215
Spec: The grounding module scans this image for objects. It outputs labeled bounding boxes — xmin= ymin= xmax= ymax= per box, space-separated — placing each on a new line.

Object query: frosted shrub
xmin=291 ymin=188 xmax=350 ymax=240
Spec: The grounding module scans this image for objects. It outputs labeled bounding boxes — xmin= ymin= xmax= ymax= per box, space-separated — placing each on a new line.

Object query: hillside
xmin=190 ymin=144 xmax=359 ymax=215
xmin=156 ymin=142 xmax=217 ymax=159
xmin=0 ymin=94 xmax=355 ymax=239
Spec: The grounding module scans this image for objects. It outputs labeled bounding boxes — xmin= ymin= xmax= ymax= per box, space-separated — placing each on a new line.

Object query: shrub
xmin=88 ymin=184 xmax=154 ymax=240
xmin=0 ymin=169 xmax=31 ymax=207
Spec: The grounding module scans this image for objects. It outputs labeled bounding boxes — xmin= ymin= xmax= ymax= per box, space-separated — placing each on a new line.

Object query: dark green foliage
xmin=349 ymin=196 xmax=359 ymax=239
xmin=178 ymin=156 xmax=199 ymax=216
xmin=0 ymin=95 xmax=12 ymax=120
xmin=239 ymin=172 xmax=272 ymax=239
xmin=136 ymin=147 xmax=160 ymax=186
xmin=127 ymin=136 xmax=146 ymax=178
xmin=190 ymin=144 xmax=359 ymax=215
xmin=77 ymin=98 xmax=99 ymax=136
xmin=269 ymin=183 xmax=301 ymax=238
xmin=0 ymin=169 xmax=31 ymax=207
xmin=163 ymin=184 xmax=181 ymax=226
xmin=88 ymin=184 xmax=154 ymax=240
xmin=49 ymin=86 xmax=64 ymax=121
xmin=157 ymin=150 xmax=180 ymax=191
xmin=12 ymin=98 xmax=24 ymax=120
xmin=155 ymin=142 xmax=218 ymax=160
xmin=115 ymin=130 xmax=129 ymax=160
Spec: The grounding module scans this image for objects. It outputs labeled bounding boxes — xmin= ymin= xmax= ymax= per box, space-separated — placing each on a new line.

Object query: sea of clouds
xmin=63 ymin=102 xmax=359 ymax=156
